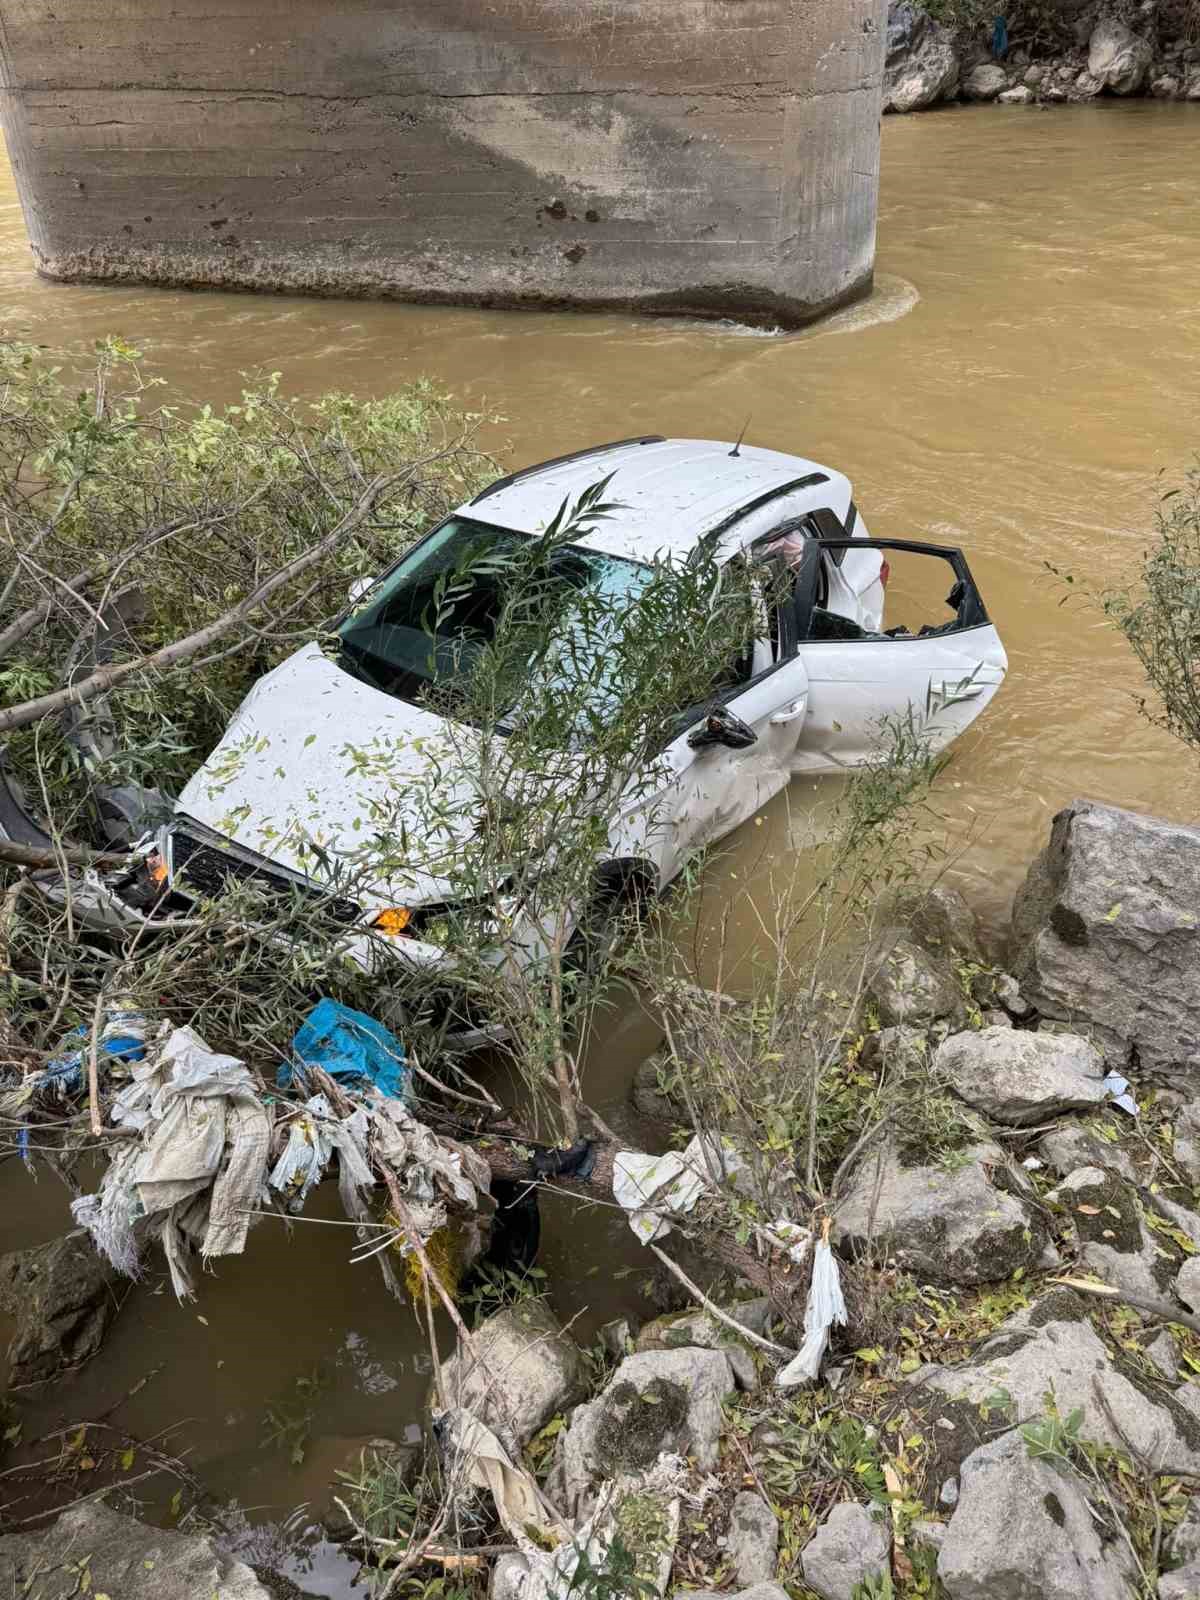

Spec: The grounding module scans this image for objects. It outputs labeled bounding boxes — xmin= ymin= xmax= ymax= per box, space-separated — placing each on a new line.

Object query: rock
xmin=866 ymin=931 xmax=968 ymax=1031
xmin=1167 ymin=1497 xmax=1200 ymax=1568
xmin=0 ymin=1232 xmax=122 ymax=1385
xmin=995 ymin=971 xmax=1036 ymax=1021
xmin=636 ymin=1306 xmax=761 ymax=1390
xmin=1173 ymin=1103 xmax=1200 ymax=1185
xmin=1176 ymin=1255 xmax=1200 ymax=1311
xmin=937 ymin=1427 xmax=1136 ymax=1599
xmin=1039 ymin=1121 xmax=1137 ymax=1183
xmin=681 ymin=1588 xmax=790 ymax=1600
xmin=1160 ymin=1561 xmax=1200 ymax=1600
xmin=1073 ymin=69 xmax=1105 ymax=97
xmin=998 ymin=84 xmax=1035 ymax=104
xmin=1025 ymin=62 xmax=1046 ymax=84
xmin=885 ymin=1 xmax=961 ymax=112
xmin=1046 ymin=1166 xmax=1178 ymax=1302
xmin=902 ymin=883 xmax=984 ymax=962
xmin=1144 ymin=1328 xmax=1179 ymax=1382
xmin=940 ymin=1476 xmax=960 ymax=1506
xmin=1013 ymin=800 xmax=1200 ymax=1079
xmin=632 ymin=1047 xmax=689 ymax=1126
xmin=800 ymin=1500 xmax=890 ymax=1600
xmin=909 ymin=1290 xmax=1200 ymax=1478
xmin=935 ymin=1027 xmax=1108 ymax=1126
xmin=0 ymin=1500 xmax=271 ymax=1598
xmin=1152 ymin=73 xmax=1182 ymax=96
xmin=434 ymin=1301 xmax=588 ymax=1452
xmin=835 ymin=1141 xmax=1047 ymax=1286
xmin=912 ymin=1517 xmax=948 ymax=1552
xmin=1188 ymin=74 xmax=1200 ymax=99
xmin=560 ymin=1347 xmax=735 ymax=1515
xmin=728 ymin=1490 xmax=779 ymax=1587
xmin=860 ymin=1025 xmax=931 ymax=1075
xmin=491 ymin=1553 xmax=528 ymax=1599
xmin=1088 ymin=17 xmax=1153 ymax=93
xmin=963 ymin=62 xmax=1009 ymax=100
xmin=600 ymin=1317 xmax=634 ymax=1359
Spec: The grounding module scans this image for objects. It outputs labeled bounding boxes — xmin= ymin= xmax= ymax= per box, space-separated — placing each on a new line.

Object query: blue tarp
xmin=281 ymin=998 xmax=409 ymax=1101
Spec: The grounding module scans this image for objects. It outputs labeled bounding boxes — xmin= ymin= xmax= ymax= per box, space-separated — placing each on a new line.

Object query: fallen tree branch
xmin=1050 ymin=1275 xmax=1200 ymax=1339
xmin=0 ymin=838 xmax=130 ymax=871
xmin=0 ymin=471 xmax=400 ymax=735
xmin=648 ymin=1241 xmax=795 ymax=1360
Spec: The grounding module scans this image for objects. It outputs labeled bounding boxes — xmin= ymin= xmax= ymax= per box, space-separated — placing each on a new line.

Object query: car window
xmin=335 ymin=516 xmax=653 ymax=718
xmin=803 ymin=546 xmax=972 ymax=642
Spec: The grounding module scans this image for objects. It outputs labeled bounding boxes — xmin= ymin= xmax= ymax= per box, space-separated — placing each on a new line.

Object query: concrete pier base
xmin=0 ymin=0 xmax=887 ymax=326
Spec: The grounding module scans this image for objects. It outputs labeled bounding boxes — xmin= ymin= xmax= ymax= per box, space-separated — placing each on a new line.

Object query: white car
xmin=89 ymin=437 xmax=1009 ymax=967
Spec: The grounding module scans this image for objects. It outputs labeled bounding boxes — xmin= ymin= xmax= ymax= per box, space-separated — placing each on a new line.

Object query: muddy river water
xmin=1 ymin=102 xmax=1199 ymax=1584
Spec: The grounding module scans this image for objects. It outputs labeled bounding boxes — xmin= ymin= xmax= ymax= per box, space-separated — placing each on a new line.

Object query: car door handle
xmin=770 ymin=699 xmax=807 ymax=726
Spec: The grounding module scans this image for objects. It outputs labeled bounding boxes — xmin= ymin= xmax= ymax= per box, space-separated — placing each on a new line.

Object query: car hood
xmin=176 ymin=643 xmax=475 ymax=906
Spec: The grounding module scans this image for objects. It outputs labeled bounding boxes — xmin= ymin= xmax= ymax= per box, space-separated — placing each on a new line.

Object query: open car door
xmin=790 ymin=538 xmax=1007 ymax=771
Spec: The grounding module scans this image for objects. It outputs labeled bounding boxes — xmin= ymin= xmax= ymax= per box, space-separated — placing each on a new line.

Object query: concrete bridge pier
xmin=0 ymin=0 xmax=887 ymax=327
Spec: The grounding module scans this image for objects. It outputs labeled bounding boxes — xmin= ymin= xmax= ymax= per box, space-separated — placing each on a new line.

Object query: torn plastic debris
xmin=1103 ymin=1071 xmax=1139 ymax=1117
xmin=72 ymin=1024 xmax=271 ymax=1299
xmin=435 ymin=1408 xmax=569 ymax=1546
xmin=13 ymin=1005 xmax=147 ymax=1103
xmin=612 ymin=1133 xmax=744 ymax=1244
xmin=775 ymin=1223 xmax=847 ymax=1389
xmin=280 ymin=997 xmax=409 ymax=1101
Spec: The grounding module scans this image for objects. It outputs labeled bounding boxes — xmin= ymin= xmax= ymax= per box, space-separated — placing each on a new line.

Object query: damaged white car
xmin=8 ymin=437 xmax=1006 ymax=972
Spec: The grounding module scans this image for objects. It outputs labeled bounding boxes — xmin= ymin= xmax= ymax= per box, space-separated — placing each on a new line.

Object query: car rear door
xmin=789 ymin=538 xmax=1007 ymax=771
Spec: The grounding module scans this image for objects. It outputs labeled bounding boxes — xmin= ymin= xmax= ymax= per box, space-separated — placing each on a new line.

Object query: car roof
xmin=467 ymin=437 xmax=852 ymax=563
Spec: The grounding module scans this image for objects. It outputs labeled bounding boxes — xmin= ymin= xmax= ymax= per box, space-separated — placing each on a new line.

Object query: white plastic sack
xmin=775 ymin=1238 xmax=847 ymax=1389
xmin=612 ymin=1133 xmax=744 ymax=1243
xmin=1103 ymin=1071 xmax=1139 ymax=1116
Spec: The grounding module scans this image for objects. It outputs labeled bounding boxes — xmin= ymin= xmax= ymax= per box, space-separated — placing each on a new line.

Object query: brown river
xmin=2 ymin=102 xmax=1199 ymax=1587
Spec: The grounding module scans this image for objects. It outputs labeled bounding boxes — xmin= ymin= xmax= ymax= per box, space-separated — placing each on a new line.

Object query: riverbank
xmin=5 ymin=795 xmax=1200 ymax=1598
xmin=886 ymin=1 xmax=1200 ymax=110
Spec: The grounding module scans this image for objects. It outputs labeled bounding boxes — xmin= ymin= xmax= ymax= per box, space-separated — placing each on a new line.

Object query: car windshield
xmin=336 ymin=515 xmax=653 ymax=725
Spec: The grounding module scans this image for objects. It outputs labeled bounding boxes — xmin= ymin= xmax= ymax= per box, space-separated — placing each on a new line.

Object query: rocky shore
xmin=6 ymin=794 xmax=1200 ymax=1598
xmin=887 ymin=1 xmax=1200 ymax=110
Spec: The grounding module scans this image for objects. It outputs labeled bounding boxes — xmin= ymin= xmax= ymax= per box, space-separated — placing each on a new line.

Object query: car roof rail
xmin=471 ymin=435 xmax=667 ymax=503
xmin=699 ymin=472 xmax=829 ymax=546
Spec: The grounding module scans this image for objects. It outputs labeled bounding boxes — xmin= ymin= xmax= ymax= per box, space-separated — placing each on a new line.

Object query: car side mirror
xmin=347 ymin=575 xmax=377 ymax=605
xmin=687 ymin=704 xmax=758 ymax=751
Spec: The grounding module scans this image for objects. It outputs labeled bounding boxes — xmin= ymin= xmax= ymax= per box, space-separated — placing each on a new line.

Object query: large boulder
xmin=434 ymin=1300 xmax=588 ymax=1452
xmin=800 ymin=1500 xmax=890 ymax=1600
xmin=935 ymin=1027 xmax=1109 ymax=1126
xmin=907 ymin=1291 xmax=1200 ymax=1481
xmin=885 ymin=1 xmax=961 ymax=112
xmin=0 ymin=1232 xmax=122 ymax=1385
xmin=962 ymin=62 xmax=1010 ymax=101
xmin=1087 ymin=17 xmax=1153 ymax=94
xmin=937 ymin=1427 xmax=1136 ymax=1599
xmin=1011 ymin=800 xmax=1200 ymax=1080
xmin=835 ymin=1141 xmax=1047 ymax=1286
xmin=559 ymin=1347 xmax=735 ymax=1516
xmin=0 ymin=1500 xmax=271 ymax=1598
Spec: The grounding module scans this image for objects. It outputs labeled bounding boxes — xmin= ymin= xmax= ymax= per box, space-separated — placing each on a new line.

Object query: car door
xmin=789 ymin=537 xmax=1007 ymax=771
xmin=612 ymin=561 xmax=811 ymax=885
